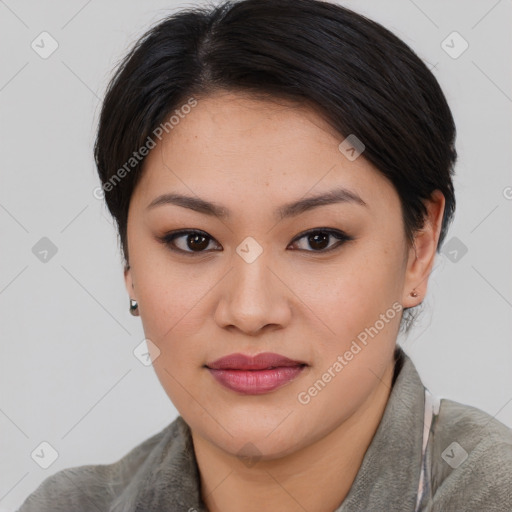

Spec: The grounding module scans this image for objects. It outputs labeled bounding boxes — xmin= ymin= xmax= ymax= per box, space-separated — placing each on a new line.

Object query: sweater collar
xmin=128 ymin=345 xmax=425 ymax=512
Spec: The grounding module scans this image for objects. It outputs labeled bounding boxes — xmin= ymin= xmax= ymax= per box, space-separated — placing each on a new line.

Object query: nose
xmin=214 ymin=253 xmax=292 ymax=336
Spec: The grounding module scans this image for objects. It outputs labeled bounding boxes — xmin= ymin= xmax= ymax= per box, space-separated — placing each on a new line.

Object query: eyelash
xmin=157 ymin=228 xmax=354 ymax=256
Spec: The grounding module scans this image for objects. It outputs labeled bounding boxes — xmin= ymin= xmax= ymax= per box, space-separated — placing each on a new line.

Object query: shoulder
xmin=429 ymin=397 xmax=512 ymax=511
xmin=17 ymin=418 xmax=184 ymax=512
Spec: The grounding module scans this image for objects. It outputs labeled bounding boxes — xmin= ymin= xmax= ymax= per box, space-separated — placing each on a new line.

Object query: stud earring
xmin=410 ymin=289 xmax=418 ymax=298
xmin=129 ymin=299 xmax=139 ymax=316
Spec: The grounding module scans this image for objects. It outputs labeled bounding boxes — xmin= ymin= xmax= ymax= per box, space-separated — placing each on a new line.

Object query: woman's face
xmin=124 ymin=91 xmax=435 ymax=460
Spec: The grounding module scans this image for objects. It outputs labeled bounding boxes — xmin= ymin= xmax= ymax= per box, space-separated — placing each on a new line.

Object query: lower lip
xmin=207 ymin=366 xmax=306 ymax=394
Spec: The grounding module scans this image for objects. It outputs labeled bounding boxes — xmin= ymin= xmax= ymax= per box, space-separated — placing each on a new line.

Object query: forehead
xmin=131 ymin=91 xmax=398 ymax=215
xmin=161 ymin=91 xmax=342 ymax=153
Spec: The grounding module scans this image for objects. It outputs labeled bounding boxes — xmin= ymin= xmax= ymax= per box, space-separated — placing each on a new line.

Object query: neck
xmin=191 ymin=358 xmax=395 ymax=512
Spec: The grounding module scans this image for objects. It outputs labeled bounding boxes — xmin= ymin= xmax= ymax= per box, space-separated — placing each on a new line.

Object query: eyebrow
xmin=145 ymin=186 xmax=368 ymax=220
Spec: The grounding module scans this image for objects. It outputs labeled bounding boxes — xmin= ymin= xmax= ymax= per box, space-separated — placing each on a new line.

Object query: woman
xmin=18 ymin=0 xmax=512 ymax=510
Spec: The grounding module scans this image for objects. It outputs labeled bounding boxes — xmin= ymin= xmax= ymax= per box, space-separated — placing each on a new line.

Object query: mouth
xmin=205 ymin=352 xmax=308 ymax=394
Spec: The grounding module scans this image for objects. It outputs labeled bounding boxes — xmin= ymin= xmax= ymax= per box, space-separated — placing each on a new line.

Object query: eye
xmin=158 ymin=228 xmax=353 ymax=256
xmin=158 ymin=229 xmax=221 ymax=254
xmin=288 ymin=228 xmax=353 ymax=253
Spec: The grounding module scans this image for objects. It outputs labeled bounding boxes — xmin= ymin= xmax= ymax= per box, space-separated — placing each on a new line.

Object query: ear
xmin=402 ymin=190 xmax=445 ymax=308
xmin=124 ymin=263 xmax=136 ymax=300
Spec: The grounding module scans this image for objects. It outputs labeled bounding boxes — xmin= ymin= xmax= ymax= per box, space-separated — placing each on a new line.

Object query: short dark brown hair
xmin=94 ymin=0 xmax=457 ymax=334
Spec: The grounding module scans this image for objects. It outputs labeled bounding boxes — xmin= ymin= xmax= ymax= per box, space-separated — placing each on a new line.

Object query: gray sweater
xmin=18 ymin=347 xmax=512 ymax=511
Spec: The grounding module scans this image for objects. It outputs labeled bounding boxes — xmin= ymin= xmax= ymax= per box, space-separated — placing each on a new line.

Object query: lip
xmin=205 ymin=352 xmax=308 ymax=395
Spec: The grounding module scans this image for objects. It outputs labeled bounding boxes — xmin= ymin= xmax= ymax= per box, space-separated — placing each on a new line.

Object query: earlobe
xmin=402 ymin=190 xmax=446 ymax=307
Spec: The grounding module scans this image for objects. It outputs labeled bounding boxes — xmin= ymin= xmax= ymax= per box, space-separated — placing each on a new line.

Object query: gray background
xmin=1 ymin=0 xmax=511 ymax=510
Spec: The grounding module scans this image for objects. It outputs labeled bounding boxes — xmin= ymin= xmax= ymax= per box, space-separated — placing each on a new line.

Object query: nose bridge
xmin=232 ymin=245 xmax=274 ymax=304
xmin=216 ymin=243 xmax=288 ymax=333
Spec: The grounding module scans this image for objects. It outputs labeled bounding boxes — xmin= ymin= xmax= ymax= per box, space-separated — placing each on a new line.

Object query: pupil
xmin=310 ymin=232 xmax=328 ymax=250
xmin=188 ymin=234 xmax=208 ymax=251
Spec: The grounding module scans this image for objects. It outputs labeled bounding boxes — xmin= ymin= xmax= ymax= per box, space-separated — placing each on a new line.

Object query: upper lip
xmin=205 ymin=352 xmax=307 ymax=370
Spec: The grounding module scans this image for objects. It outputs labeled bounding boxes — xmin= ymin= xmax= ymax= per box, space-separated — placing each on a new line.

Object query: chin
xmin=229 ymin=435 xmax=303 ymax=463
xmin=205 ymin=419 xmax=309 ymax=461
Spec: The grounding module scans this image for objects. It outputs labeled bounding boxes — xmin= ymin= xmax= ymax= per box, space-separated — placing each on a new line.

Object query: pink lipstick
xmin=205 ymin=352 xmax=307 ymax=394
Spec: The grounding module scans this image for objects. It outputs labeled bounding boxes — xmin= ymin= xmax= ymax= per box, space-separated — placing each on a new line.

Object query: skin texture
xmin=123 ymin=91 xmax=445 ymax=511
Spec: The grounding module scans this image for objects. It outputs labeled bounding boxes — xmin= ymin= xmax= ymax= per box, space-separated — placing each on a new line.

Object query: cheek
xmin=145 ymin=303 xmax=206 ymax=415
xmin=134 ymin=259 xmax=215 ymax=389
xmin=134 ymin=253 xmax=208 ymax=339
xmin=289 ymin=256 xmax=400 ymax=351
